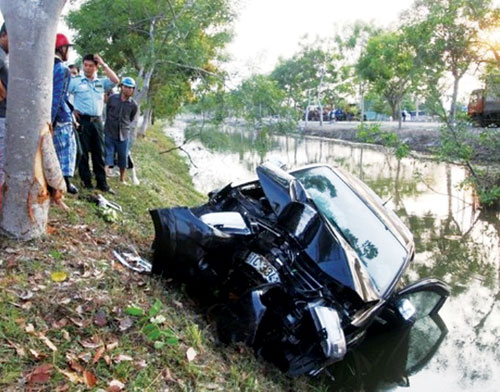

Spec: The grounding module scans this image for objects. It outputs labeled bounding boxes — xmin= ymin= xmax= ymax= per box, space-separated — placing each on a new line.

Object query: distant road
xmin=300 ymin=120 xmax=442 ymax=133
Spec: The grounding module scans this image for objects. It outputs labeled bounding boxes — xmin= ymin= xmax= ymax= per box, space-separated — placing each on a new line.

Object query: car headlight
xmin=309 ymin=304 xmax=347 ymax=361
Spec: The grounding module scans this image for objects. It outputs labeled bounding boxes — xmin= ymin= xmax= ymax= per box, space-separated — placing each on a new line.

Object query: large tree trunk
xmin=0 ymin=0 xmax=67 ymax=239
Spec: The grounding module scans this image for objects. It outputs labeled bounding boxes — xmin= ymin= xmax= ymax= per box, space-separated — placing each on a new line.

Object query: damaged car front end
xmin=150 ymin=162 xmax=449 ymax=376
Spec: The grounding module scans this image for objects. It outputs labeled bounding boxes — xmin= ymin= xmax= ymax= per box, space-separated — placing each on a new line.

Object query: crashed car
xmin=150 ymin=162 xmax=449 ymax=376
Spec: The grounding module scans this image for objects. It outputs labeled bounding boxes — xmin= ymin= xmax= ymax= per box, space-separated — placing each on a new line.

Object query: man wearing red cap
xmin=52 ymin=33 xmax=78 ymax=194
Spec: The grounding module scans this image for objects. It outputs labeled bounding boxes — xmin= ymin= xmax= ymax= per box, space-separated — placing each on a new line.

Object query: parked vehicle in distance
xmin=467 ymin=88 xmax=500 ymax=126
xmin=150 ymin=162 xmax=449 ymax=376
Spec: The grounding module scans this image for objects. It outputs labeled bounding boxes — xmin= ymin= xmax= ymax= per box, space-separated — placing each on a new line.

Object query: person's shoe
xmin=97 ymin=184 xmax=116 ymax=195
xmin=64 ymin=177 xmax=79 ymax=194
xmin=82 ymin=181 xmax=93 ymax=189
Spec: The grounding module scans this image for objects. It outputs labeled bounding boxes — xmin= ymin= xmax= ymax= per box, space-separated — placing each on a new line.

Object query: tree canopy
xmin=67 ymin=0 xmax=235 ymax=123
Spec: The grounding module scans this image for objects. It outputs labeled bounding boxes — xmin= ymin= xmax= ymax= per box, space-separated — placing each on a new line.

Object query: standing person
xmin=0 ymin=22 xmax=8 ymax=211
xmin=68 ymin=54 xmax=119 ymax=192
xmin=52 ymin=33 xmax=78 ymax=194
xmin=104 ymin=77 xmax=138 ymax=185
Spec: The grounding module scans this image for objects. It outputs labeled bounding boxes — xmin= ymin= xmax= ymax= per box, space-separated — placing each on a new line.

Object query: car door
xmin=396 ymin=278 xmax=450 ymax=320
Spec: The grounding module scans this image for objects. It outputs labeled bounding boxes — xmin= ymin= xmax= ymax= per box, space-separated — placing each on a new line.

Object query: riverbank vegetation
xmin=0 ymin=124 xmax=317 ymax=391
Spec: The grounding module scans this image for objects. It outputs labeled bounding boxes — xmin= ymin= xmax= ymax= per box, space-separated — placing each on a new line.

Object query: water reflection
xmin=165 ymin=120 xmax=500 ymax=391
xmin=320 ymin=315 xmax=448 ymax=391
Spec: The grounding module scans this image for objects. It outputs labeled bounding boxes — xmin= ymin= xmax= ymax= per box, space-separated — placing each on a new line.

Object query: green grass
xmin=0 ymin=122 xmax=314 ymax=391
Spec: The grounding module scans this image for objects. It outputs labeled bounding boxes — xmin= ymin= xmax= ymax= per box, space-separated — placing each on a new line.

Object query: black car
xmin=150 ymin=162 xmax=449 ymax=376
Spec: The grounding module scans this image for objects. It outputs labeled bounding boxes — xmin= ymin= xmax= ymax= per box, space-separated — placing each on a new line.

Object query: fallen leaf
xmin=106 ymin=341 xmax=119 ymax=351
xmin=162 ymin=368 xmax=176 ymax=383
xmin=114 ymin=354 xmax=133 ymax=363
xmin=18 ymin=290 xmax=34 ymax=300
xmin=92 ymin=346 xmax=105 ymax=364
xmin=55 ymin=383 xmax=70 ymax=392
xmin=59 ymin=368 xmax=84 ymax=384
xmin=80 ymin=339 xmax=102 ymax=349
xmin=39 ymin=333 xmax=58 ymax=352
xmin=94 ymin=309 xmax=108 ymax=327
xmin=69 ymin=317 xmax=85 ymax=328
xmin=7 ymin=340 xmax=26 ymax=357
xmin=104 ymin=354 xmax=112 ymax=366
xmin=118 ymin=317 xmax=134 ymax=331
xmin=21 ymin=301 xmax=33 ymax=310
xmin=135 ymin=359 xmax=147 ymax=369
xmin=29 ymin=348 xmax=47 ymax=360
xmin=186 ymin=347 xmax=197 ymax=362
xmin=27 ymin=363 xmax=53 ymax=384
xmin=61 ymin=329 xmax=71 ymax=342
xmin=202 ymin=383 xmax=222 ymax=390
xmin=83 ymin=370 xmax=97 ymax=387
xmin=51 ymin=271 xmax=68 ymax=282
xmin=78 ymin=352 xmax=92 ymax=363
xmin=68 ymin=360 xmax=85 ymax=373
xmin=25 ymin=323 xmax=35 ymax=334
xmin=5 ymin=247 xmax=17 ymax=254
xmin=107 ymin=379 xmax=125 ymax=391
xmin=53 ymin=318 xmax=69 ymax=329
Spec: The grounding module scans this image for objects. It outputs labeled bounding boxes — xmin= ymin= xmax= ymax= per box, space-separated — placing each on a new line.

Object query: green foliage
xmin=271 ymin=44 xmax=338 ymax=110
xmin=67 ymin=0 xmax=235 ymax=120
xmin=230 ymin=75 xmax=287 ymax=125
xmin=357 ymin=30 xmax=419 ymax=120
xmin=125 ymin=299 xmax=179 ymax=349
xmin=357 ymin=122 xmax=410 ymax=160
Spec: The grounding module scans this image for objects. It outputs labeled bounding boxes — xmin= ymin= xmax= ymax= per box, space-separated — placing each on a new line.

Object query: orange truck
xmin=467 ymin=88 xmax=500 ymax=126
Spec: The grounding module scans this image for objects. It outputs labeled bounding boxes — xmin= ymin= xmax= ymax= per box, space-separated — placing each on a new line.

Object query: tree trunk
xmin=137 ymin=106 xmax=153 ymax=137
xmin=131 ymin=65 xmax=154 ymax=137
xmin=0 ymin=0 xmax=67 ymax=239
xmin=449 ymin=76 xmax=460 ymax=124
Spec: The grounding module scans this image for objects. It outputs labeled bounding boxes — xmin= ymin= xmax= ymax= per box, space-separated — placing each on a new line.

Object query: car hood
xmin=257 ymin=162 xmax=380 ymax=302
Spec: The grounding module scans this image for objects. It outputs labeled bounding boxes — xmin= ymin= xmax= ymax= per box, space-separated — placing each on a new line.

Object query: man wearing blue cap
xmin=104 ymin=77 xmax=138 ymax=184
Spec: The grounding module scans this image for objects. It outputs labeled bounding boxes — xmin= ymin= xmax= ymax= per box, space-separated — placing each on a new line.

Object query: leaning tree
xmin=0 ymin=0 xmax=67 ymax=239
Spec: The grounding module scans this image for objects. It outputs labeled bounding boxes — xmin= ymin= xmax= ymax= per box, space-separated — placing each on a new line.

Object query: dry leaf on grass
xmin=39 ymin=333 xmax=58 ymax=352
xmin=118 ymin=317 xmax=134 ymax=331
xmin=94 ymin=309 xmax=108 ymax=327
xmin=107 ymin=379 xmax=125 ymax=391
xmin=59 ymin=368 xmax=84 ymax=384
xmin=29 ymin=348 xmax=47 ymax=360
xmin=186 ymin=347 xmax=197 ymax=362
xmin=7 ymin=339 xmax=26 ymax=357
xmin=83 ymin=370 xmax=97 ymax=387
xmin=27 ymin=363 xmax=53 ymax=384
xmin=114 ymin=354 xmax=133 ymax=363
xmin=92 ymin=346 xmax=105 ymax=364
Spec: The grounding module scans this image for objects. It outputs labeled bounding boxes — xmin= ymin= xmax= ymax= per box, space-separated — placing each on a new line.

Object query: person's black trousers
xmin=78 ymin=116 xmax=108 ymax=190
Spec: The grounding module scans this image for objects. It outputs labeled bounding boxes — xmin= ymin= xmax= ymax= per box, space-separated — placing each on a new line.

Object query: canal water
xmin=165 ymin=120 xmax=500 ymax=392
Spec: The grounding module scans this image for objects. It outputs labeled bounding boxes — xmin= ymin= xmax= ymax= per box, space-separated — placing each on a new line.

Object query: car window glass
xmin=294 ymin=166 xmax=408 ymax=295
xmin=400 ymin=290 xmax=443 ymax=319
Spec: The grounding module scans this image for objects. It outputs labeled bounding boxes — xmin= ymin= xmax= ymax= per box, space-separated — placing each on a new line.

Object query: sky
xmin=224 ymin=0 xmax=416 ymax=79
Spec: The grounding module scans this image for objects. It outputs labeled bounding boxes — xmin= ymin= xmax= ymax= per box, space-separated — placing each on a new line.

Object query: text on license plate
xmin=245 ymin=252 xmax=281 ymax=283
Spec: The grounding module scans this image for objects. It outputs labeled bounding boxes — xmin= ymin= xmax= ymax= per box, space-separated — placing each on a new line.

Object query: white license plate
xmin=245 ymin=252 xmax=280 ymax=283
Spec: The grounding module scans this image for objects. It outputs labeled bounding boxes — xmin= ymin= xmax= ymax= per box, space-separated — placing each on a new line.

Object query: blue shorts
xmin=105 ymin=135 xmax=128 ymax=169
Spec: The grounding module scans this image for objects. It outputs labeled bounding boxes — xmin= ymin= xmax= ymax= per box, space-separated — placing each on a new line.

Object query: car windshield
xmin=294 ymin=166 xmax=408 ymax=295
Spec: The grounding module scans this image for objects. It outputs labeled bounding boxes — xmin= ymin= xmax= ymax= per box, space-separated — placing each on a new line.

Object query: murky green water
xmin=165 ymin=121 xmax=500 ymax=391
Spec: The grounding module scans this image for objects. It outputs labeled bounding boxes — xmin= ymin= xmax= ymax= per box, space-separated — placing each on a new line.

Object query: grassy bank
xmin=0 ymin=123 xmax=313 ymax=391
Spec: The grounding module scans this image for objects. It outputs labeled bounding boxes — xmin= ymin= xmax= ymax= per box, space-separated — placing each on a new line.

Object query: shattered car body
xmin=150 ymin=162 xmax=449 ymax=376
